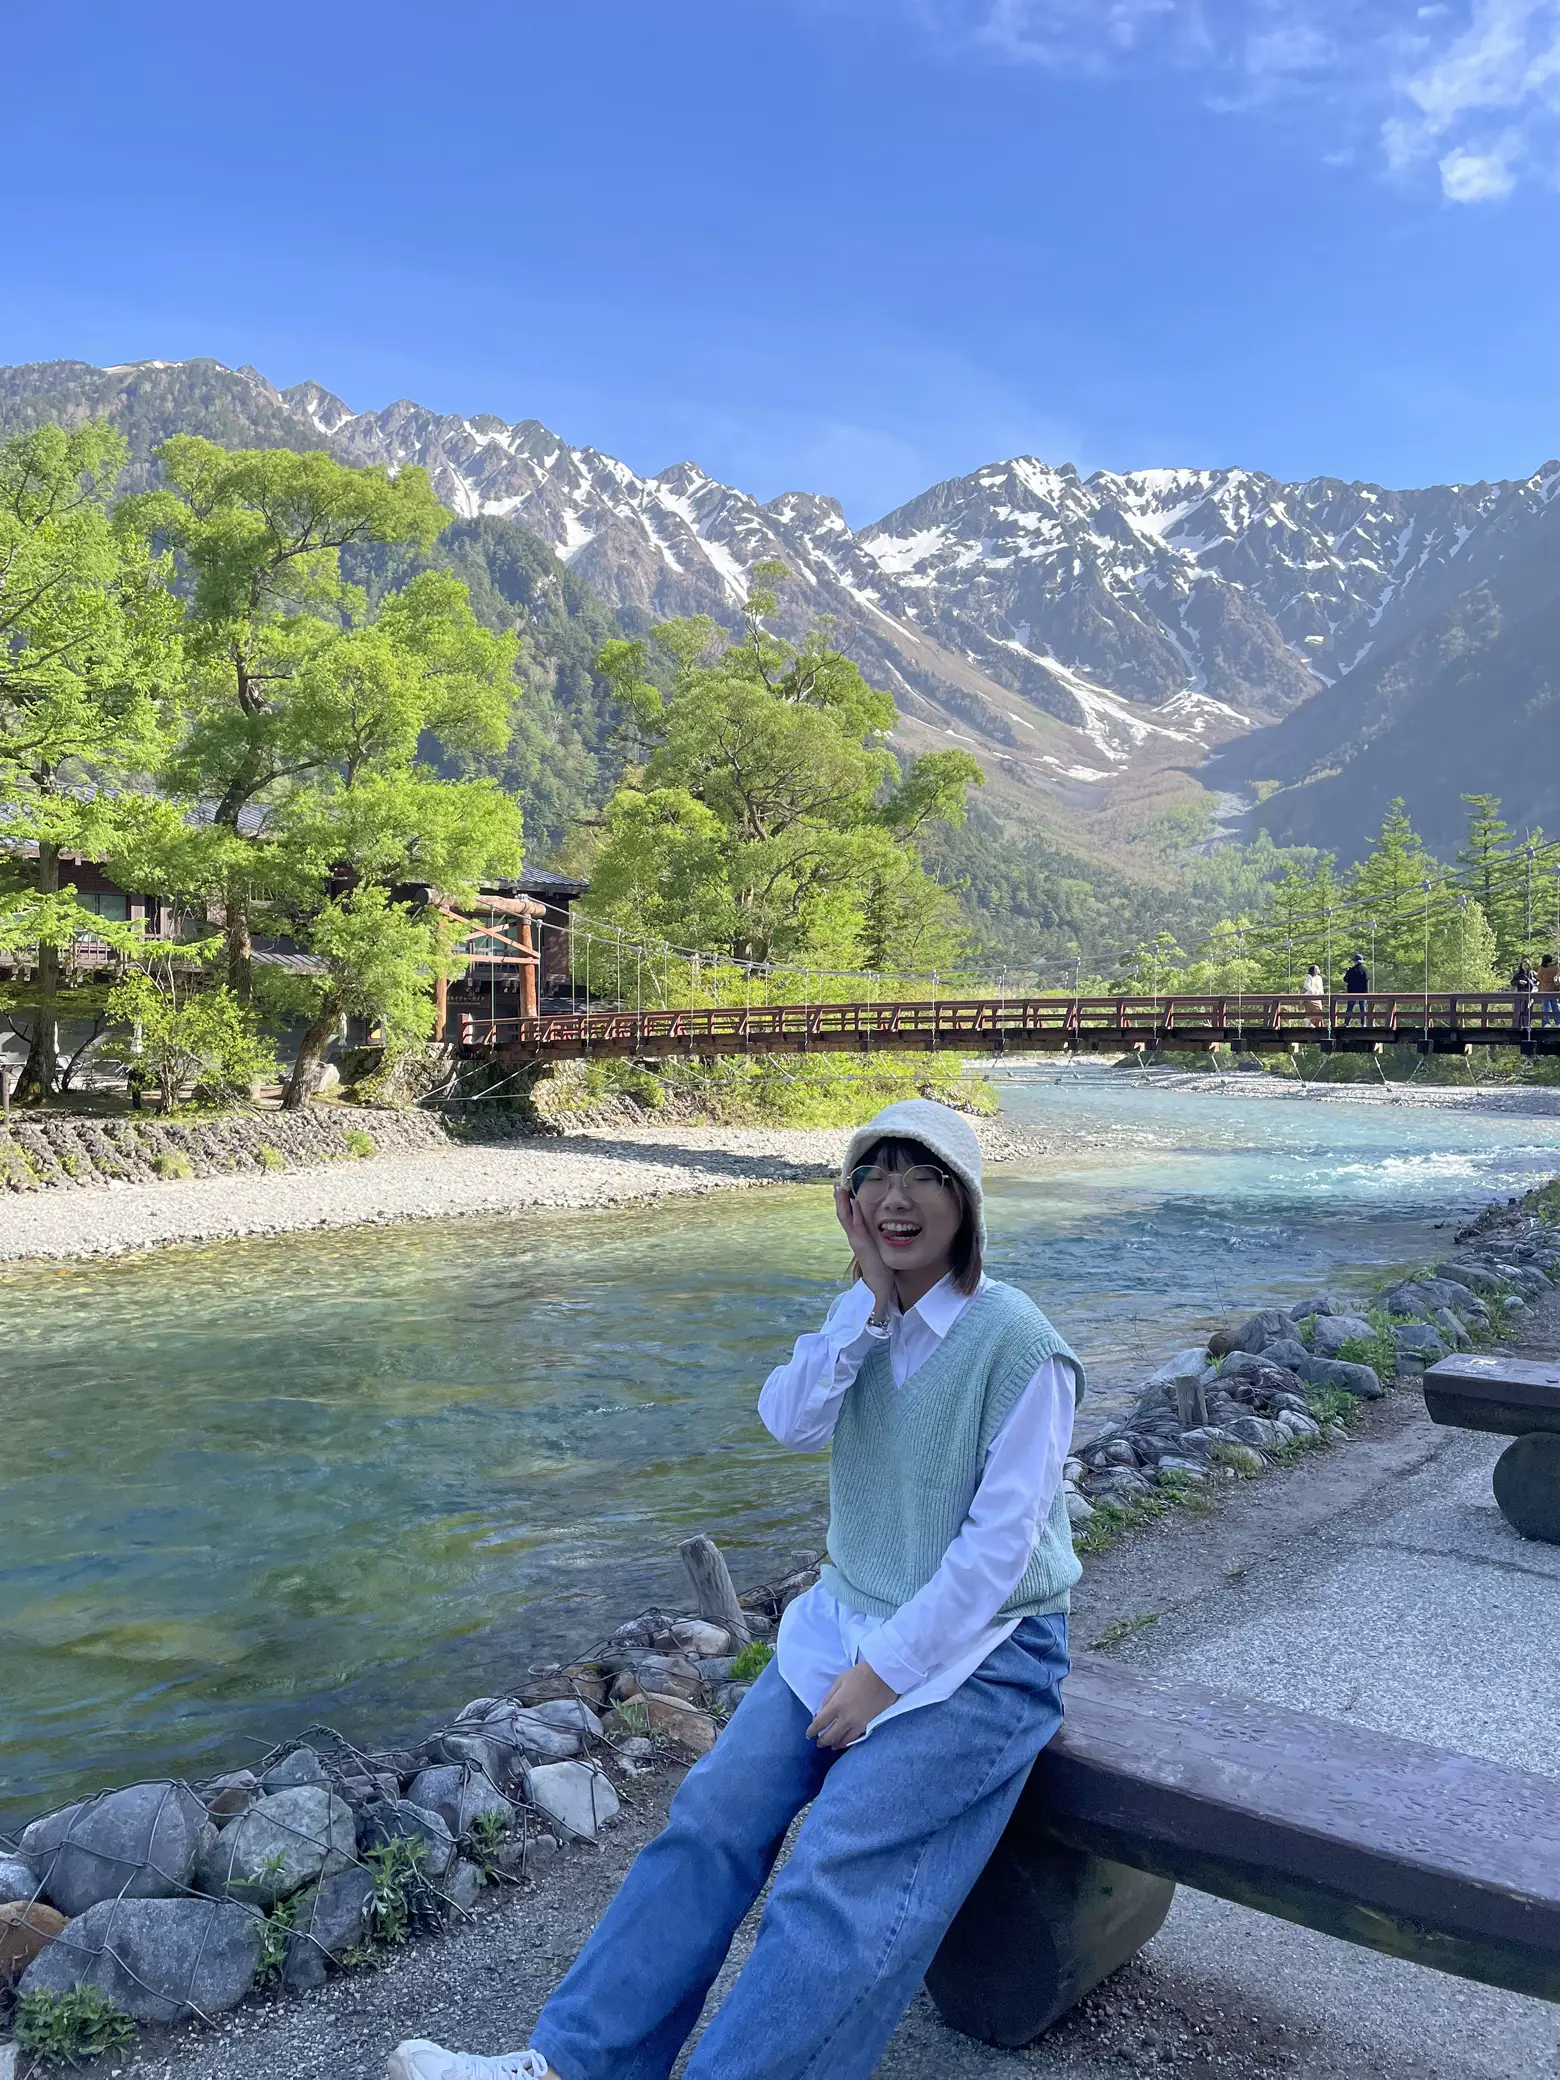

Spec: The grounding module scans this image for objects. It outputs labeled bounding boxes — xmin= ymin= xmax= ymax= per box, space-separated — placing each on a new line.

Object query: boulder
xmin=696 ymin=1656 xmax=737 ymax=1684
xmin=436 ymin=1701 xmax=582 ymax=1785
xmin=1065 ymin=1491 xmax=1096 ymax=1528
xmin=1214 ymin=1441 xmax=1266 ymax=1475
xmin=21 ymin=1782 xmax=209 ymax=1917
xmin=1288 ymin=1295 xmax=1339 ymax=1320
xmin=443 ymin=1858 xmax=483 ymax=1921
xmin=0 ymin=1854 xmax=38 ymax=1902
xmin=260 ymin=1746 xmax=327 ymax=1792
xmin=0 ymin=1900 xmax=67 ymax=1985
xmin=524 ymin=1763 xmax=621 ymax=1840
xmin=1393 ymin=1322 xmax=1445 ymax=1359
xmin=360 ymin=1800 xmax=456 ymax=1880
xmin=526 ymin=1698 xmax=603 ymax=1741
xmin=1310 ymin=1314 xmax=1375 ymax=1357
xmin=641 ymin=1695 xmax=719 ymax=1758
xmin=197 ymin=1786 xmax=355 ymax=1906
xmin=1434 ymin=1260 xmax=1504 ymax=1296
xmin=404 ymin=1765 xmax=514 ymax=1841
xmin=19 ymin=1895 xmax=262 ymax=2023
xmin=1255 ymin=1337 xmax=1313 ymax=1375
xmin=667 ymin=1619 xmax=732 ymax=1658
xmin=280 ymin=1865 xmax=376 ymax=1992
xmin=1226 ymin=1310 xmax=1296 ymax=1356
xmin=1227 ymin=1415 xmax=1283 ymax=1450
xmin=1298 ymin=1355 xmax=1384 ymax=1400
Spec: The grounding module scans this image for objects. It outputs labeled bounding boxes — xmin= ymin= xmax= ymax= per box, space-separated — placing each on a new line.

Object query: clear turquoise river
xmin=5 ymin=1082 xmax=1560 ymax=1824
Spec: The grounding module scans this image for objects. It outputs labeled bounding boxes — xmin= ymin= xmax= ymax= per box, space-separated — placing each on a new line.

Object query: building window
xmin=75 ymin=892 xmax=130 ymax=925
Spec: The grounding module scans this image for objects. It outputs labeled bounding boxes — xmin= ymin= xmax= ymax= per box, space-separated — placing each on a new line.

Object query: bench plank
xmin=929 ymin=1658 xmax=1560 ymax=2044
xmin=1423 ymin=1353 xmax=1560 ymax=1438
xmin=1035 ymin=1659 xmax=1560 ymax=1992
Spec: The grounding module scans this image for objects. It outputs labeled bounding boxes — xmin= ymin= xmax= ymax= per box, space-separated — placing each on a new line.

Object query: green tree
xmin=1456 ymin=794 xmax=1525 ymax=965
xmin=104 ymin=960 xmax=277 ymax=1111
xmin=0 ymin=423 xmax=181 ymax=1099
xmin=128 ymin=438 xmax=476 ymax=998
xmin=583 ymin=566 xmax=981 ymax=974
xmin=1346 ymin=800 xmax=1442 ymax=988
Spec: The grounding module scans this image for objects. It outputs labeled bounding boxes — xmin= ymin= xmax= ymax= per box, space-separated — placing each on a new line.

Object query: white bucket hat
xmin=842 ymin=1098 xmax=986 ymax=1249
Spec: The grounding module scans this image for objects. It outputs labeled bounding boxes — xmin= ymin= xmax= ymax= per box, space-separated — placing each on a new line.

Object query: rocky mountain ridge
xmin=6 ymin=357 xmax=1558 ymax=852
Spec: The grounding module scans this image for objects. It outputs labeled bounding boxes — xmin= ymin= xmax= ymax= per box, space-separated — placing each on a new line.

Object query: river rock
xmin=1216 ymin=1441 xmax=1266 ymax=1474
xmin=642 ymin=1694 xmax=719 ymax=1757
xmin=697 ymin=1656 xmax=737 ymax=1683
xmin=261 ymin=1746 xmax=327 ymax=1792
xmin=437 ymin=1701 xmax=582 ymax=1783
xmin=0 ymin=1854 xmax=38 ymax=1901
xmin=1140 ymin=1347 xmax=1211 ymax=1388
xmin=443 ymin=1858 xmax=483 ymax=1921
xmin=1394 ymin=1322 xmax=1445 ymax=1359
xmin=1434 ymin=1260 xmax=1504 ymax=1296
xmin=1100 ymin=1438 xmax=1143 ymax=1468
xmin=22 ymin=1782 xmax=210 ymax=1917
xmin=667 ymin=1619 xmax=732 ymax=1658
xmin=361 ymin=1800 xmax=456 ymax=1880
xmin=1255 ymin=1337 xmax=1313 ymax=1374
xmin=405 ymin=1765 xmax=513 ymax=1840
xmin=1065 ymin=1491 xmax=1096 ymax=1527
xmin=1227 ymin=1414 xmax=1283 ymax=1450
xmin=0 ymin=1900 xmax=67 ymax=1985
xmin=1156 ymin=1458 xmax=1208 ymax=1479
xmin=197 ymin=1786 xmax=355 ymax=1906
xmin=1226 ymin=1310 xmax=1296 ymax=1356
xmin=19 ymin=1895 xmax=262 ymax=2022
xmin=1299 ymin=1355 xmax=1385 ymax=1399
xmin=1288 ymin=1295 xmax=1340 ymax=1320
xmin=525 ymin=1763 xmax=620 ymax=1840
xmin=1310 ymin=1314 xmax=1374 ymax=1357
xmin=281 ymin=1865 xmax=376 ymax=1991
xmin=527 ymin=1698 xmax=603 ymax=1740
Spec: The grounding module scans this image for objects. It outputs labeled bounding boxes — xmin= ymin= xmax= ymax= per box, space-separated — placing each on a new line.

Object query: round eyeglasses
xmin=848 ymin=1163 xmax=954 ymax=1198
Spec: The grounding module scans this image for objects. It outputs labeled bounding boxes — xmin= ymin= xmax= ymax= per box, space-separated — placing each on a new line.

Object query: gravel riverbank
xmin=0 ymin=1118 xmax=1095 ymax=1264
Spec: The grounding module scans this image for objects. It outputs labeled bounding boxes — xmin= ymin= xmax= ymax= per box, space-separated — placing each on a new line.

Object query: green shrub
xmin=344 ymin=1127 xmax=377 ymax=1159
xmin=155 ymin=1148 xmax=194 ymax=1180
xmin=1305 ymin=1383 xmax=1363 ymax=1430
xmin=257 ymin=1143 xmax=286 ymax=1173
xmin=729 ymin=1639 xmax=775 ymax=1682
xmin=15 ymin=1986 xmax=138 ymax=2064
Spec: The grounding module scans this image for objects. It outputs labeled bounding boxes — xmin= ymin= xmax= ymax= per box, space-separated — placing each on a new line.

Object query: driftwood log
xmin=678 ymin=1534 xmax=751 ymax=1648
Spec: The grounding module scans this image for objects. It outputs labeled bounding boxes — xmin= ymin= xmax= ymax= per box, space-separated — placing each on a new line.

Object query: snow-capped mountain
xmin=5 ymin=357 xmax=1558 ymax=839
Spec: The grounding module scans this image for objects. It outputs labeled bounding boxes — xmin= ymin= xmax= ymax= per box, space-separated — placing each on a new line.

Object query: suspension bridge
xmin=456 ymin=991 xmax=1560 ymax=1063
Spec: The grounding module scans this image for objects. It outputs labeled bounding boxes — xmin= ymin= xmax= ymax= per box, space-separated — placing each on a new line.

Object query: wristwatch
xmin=866 ymin=1300 xmax=894 ymax=1335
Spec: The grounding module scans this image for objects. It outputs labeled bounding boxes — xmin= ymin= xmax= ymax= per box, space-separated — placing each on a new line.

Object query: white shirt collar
xmin=905 ymin=1270 xmax=985 ymax=1340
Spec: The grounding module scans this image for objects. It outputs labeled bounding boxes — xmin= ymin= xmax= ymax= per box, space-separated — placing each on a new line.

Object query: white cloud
xmin=898 ymin=0 xmax=1560 ymax=200
xmin=1439 ymin=133 xmax=1522 ymax=192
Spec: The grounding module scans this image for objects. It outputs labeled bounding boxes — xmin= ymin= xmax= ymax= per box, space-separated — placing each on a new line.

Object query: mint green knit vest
xmin=819 ymin=1280 xmax=1085 ymax=1625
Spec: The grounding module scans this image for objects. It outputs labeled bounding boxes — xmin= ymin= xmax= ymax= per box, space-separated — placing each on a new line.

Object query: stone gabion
xmin=0 ymin=1107 xmax=453 ymax=1192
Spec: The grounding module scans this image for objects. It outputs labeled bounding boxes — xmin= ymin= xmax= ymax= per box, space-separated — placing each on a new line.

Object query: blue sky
xmin=3 ymin=1 xmax=1557 ymax=521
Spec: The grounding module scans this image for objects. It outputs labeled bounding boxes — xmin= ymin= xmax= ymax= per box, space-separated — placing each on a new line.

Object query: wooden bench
xmin=926 ymin=1657 xmax=1560 ymax=2046
xmin=1423 ymin=1352 xmax=1560 ymax=1543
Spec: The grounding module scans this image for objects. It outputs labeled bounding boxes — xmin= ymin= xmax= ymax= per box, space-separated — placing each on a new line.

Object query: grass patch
xmin=1305 ymin=1383 xmax=1364 ymax=1430
xmin=257 ymin=1143 xmax=286 ymax=1173
xmin=154 ymin=1147 xmax=193 ymax=1180
xmin=1331 ymin=1309 xmax=1398 ymax=1382
xmin=1090 ymin=1612 xmax=1160 ymax=1651
xmin=1073 ymin=1488 xmax=1175 ymax=1555
xmin=729 ymin=1639 xmax=775 ymax=1683
xmin=344 ymin=1127 xmax=377 ymax=1159
xmin=1210 ymin=1440 xmax=1267 ymax=1477
xmin=14 ymin=1986 xmax=138 ymax=2065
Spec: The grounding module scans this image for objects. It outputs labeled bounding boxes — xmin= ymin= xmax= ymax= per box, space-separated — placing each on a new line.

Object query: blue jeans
xmin=532 ymin=1614 xmax=1069 ymax=2080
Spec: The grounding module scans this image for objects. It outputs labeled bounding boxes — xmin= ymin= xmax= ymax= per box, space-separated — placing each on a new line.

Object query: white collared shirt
xmin=758 ymin=1273 xmax=1077 ymax=1736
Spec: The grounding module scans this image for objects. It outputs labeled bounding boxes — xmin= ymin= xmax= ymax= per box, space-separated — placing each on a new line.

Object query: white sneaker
xmin=387 ymin=2044 xmax=554 ymax=2080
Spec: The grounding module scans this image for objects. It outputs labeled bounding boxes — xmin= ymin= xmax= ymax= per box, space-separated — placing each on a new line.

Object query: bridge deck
xmin=456 ymin=992 xmax=1560 ymax=1063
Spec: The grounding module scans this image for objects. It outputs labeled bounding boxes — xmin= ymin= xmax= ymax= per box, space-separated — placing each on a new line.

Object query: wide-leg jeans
xmin=532 ymin=1612 xmax=1069 ymax=2080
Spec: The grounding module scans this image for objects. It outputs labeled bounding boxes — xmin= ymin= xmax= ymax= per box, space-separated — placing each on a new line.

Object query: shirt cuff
xmin=855 ymin=1624 xmax=922 ymax=1698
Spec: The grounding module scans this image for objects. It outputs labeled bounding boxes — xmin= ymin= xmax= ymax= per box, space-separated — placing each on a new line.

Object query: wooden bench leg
xmin=925 ymin=1826 xmax=1176 ymax=2046
xmin=1492 ymin=1431 xmax=1560 ymax=1544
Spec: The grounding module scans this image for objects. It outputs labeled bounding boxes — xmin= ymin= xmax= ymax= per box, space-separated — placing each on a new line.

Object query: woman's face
xmin=851 ymin=1146 xmax=966 ymax=1279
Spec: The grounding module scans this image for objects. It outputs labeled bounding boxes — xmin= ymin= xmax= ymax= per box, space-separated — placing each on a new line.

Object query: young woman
xmin=390 ymin=1097 xmax=1084 ymax=2080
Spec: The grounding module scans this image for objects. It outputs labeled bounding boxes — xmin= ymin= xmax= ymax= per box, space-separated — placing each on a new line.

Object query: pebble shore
xmin=0 ymin=1118 xmax=1097 ymax=1264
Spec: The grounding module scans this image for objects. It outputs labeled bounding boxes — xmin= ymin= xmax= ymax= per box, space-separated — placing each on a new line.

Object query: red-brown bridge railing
xmin=457 ymin=992 xmax=1560 ymax=1062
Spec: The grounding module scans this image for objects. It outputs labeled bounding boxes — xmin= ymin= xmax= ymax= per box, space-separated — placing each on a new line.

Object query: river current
xmin=5 ymin=1082 xmax=1559 ymax=1822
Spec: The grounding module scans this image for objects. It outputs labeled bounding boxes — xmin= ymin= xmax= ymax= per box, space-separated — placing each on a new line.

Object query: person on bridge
xmin=1514 ymin=957 xmax=1538 ymax=1035
xmin=1343 ymin=952 xmax=1370 ymax=1027
xmin=1300 ymin=962 xmax=1328 ymax=1028
xmin=1539 ymin=953 xmax=1560 ymax=1030
xmin=390 ymin=1098 xmax=1083 ymax=2080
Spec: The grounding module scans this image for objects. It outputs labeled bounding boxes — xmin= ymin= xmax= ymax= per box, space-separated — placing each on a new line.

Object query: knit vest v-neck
xmin=819 ymin=1279 xmax=1085 ymax=1625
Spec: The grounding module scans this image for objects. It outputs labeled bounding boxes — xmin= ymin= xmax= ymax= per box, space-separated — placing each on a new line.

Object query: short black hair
xmin=851 ymin=1135 xmax=982 ymax=1295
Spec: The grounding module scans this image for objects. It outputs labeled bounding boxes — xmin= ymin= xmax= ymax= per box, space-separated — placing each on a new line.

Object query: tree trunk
xmin=283 ymin=996 xmax=341 ymax=1111
xmin=17 ymin=841 xmax=62 ymax=1104
xmin=226 ymin=884 xmax=253 ymax=1003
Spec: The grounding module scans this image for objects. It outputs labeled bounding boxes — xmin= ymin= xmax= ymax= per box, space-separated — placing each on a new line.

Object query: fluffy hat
xmin=842 ymin=1098 xmax=986 ymax=1249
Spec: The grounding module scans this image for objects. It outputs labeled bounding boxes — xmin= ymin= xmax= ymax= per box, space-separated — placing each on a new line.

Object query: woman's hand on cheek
xmin=806 ymin=1661 xmax=899 ymax=1749
xmin=834 ymin=1186 xmax=896 ymax=1313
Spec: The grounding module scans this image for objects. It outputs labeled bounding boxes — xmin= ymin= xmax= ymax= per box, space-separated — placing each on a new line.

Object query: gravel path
xmin=0 ymin=1118 xmax=1093 ymax=1263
